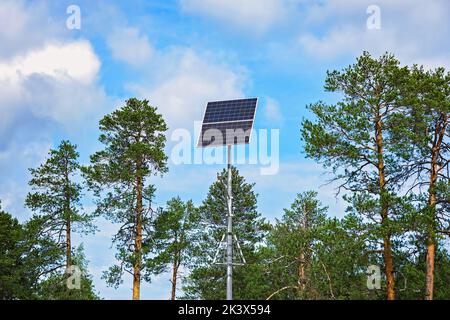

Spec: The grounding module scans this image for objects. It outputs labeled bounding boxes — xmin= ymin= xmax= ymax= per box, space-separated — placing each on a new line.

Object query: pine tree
xmin=0 ymin=201 xmax=97 ymax=300
xmin=183 ymin=167 xmax=268 ymax=299
xmin=0 ymin=203 xmax=31 ymax=299
xmin=266 ymin=191 xmax=327 ymax=299
xmin=389 ymin=66 xmax=450 ymax=299
xmin=147 ymin=197 xmax=199 ymax=300
xmin=26 ymin=140 xmax=94 ymax=271
xmin=301 ymin=52 xmax=410 ymax=299
xmin=37 ymin=245 xmax=100 ymax=300
xmin=83 ymin=98 xmax=168 ymax=300
xmin=263 ymin=192 xmax=370 ymax=300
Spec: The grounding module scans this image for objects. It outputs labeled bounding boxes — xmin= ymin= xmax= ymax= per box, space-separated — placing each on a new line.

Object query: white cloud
xmin=127 ymin=48 xmax=248 ymax=130
xmin=107 ymin=27 xmax=153 ymax=66
xmin=297 ymin=0 xmax=450 ymax=68
xmin=263 ymin=96 xmax=283 ymax=124
xmin=0 ymin=1 xmax=108 ymax=137
xmin=0 ymin=41 xmax=107 ymax=133
xmin=0 ymin=0 xmax=62 ymax=58
xmin=298 ymin=26 xmax=407 ymax=61
xmin=0 ymin=0 xmax=248 ymax=300
xmin=0 ymin=41 xmax=100 ymax=85
xmin=23 ymin=72 xmax=108 ymax=127
xmin=0 ymin=139 xmax=52 ymax=220
xmin=105 ymin=22 xmax=248 ymax=132
xmin=180 ymin=0 xmax=290 ymax=33
xmin=0 ymin=1 xmax=111 ymax=229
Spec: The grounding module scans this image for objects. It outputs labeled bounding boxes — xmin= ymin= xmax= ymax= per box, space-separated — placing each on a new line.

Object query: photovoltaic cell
xmin=203 ymin=98 xmax=257 ymax=123
xmin=198 ymin=98 xmax=257 ymax=147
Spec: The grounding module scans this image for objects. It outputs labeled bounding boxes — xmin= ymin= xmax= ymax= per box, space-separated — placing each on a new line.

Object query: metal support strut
xmin=226 ymin=144 xmax=233 ymax=300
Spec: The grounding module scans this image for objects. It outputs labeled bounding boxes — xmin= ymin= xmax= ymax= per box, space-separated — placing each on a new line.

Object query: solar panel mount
xmin=197 ymin=97 xmax=258 ymax=300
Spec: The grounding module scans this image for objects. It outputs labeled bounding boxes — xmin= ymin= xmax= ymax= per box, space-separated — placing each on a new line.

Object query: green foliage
xmin=264 ymin=191 xmax=328 ymax=299
xmin=83 ymin=98 xmax=168 ymax=289
xmin=22 ymin=140 xmax=99 ymax=299
xmin=301 ymin=52 xmax=414 ymax=299
xmin=20 ymin=215 xmax=66 ymax=295
xmin=262 ymin=192 xmax=370 ymax=300
xmin=85 ymin=98 xmax=168 ymax=188
xmin=37 ymin=245 xmax=100 ymax=300
xmin=392 ymin=238 xmax=450 ymax=299
xmin=389 ymin=66 xmax=450 ymax=236
xmin=145 ymin=197 xmax=199 ymax=295
xmin=1 ymin=55 xmax=449 ymax=301
xmin=25 ymin=140 xmax=95 ymax=263
xmin=0 ymin=205 xmax=32 ymax=299
xmin=182 ymin=167 xmax=269 ymax=299
xmin=301 ymin=52 xmax=450 ymax=300
xmin=301 ymin=52 xmax=407 ymax=192
xmin=0 ymin=203 xmax=98 ymax=300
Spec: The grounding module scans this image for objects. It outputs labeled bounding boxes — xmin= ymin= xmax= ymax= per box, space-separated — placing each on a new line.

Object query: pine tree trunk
xmin=382 ymin=233 xmax=395 ymax=300
xmin=375 ymin=117 xmax=396 ymax=300
xmin=298 ymin=208 xmax=309 ymax=298
xmin=299 ymin=252 xmax=306 ymax=297
xmin=425 ymin=154 xmax=438 ymax=300
xmin=133 ymin=164 xmax=143 ymax=300
xmin=425 ymin=216 xmax=436 ymax=300
xmin=425 ymin=120 xmax=446 ymax=300
xmin=65 ymin=160 xmax=71 ymax=269
xmin=66 ymin=219 xmax=71 ymax=269
xmin=66 ymin=216 xmax=72 ymax=298
xmin=171 ymin=258 xmax=179 ymax=300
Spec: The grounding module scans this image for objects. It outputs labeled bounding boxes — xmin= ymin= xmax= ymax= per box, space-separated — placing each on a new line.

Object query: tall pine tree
xmin=83 ymin=98 xmax=168 ymax=300
xmin=389 ymin=66 xmax=450 ymax=299
xmin=301 ymin=52 xmax=409 ymax=299
xmin=26 ymin=140 xmax=94 ymax=271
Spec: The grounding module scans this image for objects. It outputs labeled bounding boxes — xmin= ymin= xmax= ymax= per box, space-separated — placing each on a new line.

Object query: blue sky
xmin=0 ymin=0 xmax=449 ymax=299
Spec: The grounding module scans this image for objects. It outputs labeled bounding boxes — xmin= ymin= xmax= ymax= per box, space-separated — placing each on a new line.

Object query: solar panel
xmin=198 ymin=98 xmax=258 ymax=148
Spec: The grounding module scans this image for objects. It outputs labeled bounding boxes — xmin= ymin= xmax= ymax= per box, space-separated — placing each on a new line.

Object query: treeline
xmin=0 ymin=53 xmax=449 ymax=300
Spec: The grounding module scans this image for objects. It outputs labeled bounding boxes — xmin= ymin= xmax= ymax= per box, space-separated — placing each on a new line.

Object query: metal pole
xmin=226 ymin=144 xmax=233 ymax=300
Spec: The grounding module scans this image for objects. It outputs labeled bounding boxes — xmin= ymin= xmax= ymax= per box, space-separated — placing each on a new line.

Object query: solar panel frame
xmin=197 ymin=97 xmax=258 ymax=148
xmin=199 ymin=120 xmax=253 ymax=147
